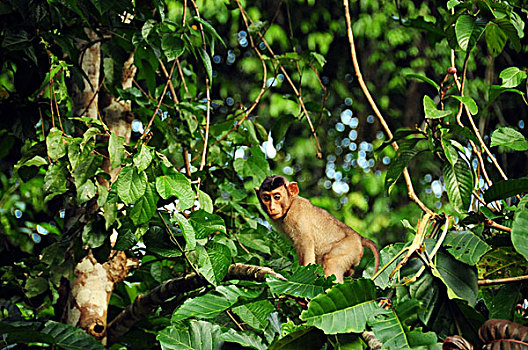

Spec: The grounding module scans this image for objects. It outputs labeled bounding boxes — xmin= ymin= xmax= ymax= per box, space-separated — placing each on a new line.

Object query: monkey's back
xmin=280 ymin=196 xmax=362 ymax=260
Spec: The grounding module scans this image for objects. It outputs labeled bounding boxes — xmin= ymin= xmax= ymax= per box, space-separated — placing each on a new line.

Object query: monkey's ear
xmin=287 ymin=182 xmax=299 ymax=197
xmin=254 ymin=187 xmax=260 ymax=194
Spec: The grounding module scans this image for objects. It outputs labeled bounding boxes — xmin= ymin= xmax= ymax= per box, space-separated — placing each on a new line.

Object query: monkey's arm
xmin=296 ymin=235 xmax=316 ymax=266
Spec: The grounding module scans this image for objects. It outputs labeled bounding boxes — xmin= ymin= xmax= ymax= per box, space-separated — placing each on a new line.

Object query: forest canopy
xmin=0 ymin=0 xmax=527 ymax=349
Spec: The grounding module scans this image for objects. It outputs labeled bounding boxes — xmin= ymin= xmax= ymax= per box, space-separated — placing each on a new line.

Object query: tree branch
xmin=343 ymin=0 xmax=433 ymax=216
xmin=106 ymin=263 xmax=285 ymax=344
xmin=478 ymin=274 xmax=528 ymax=286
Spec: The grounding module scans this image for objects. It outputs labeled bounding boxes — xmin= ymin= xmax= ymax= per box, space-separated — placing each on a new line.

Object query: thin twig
xmin=483 ymin=218 xmax=512 ymax=233
xmin=188 ymin=0 xmax=211 ymax=171
xmin=78 ymin=76 xmax=106 ymax=118
xmin=478 ymin=274 xmax=528 ymax=286
xmin=343 ymin=0 xmax=433 ymax=216
xmin=159 ymin=59 xmax=179 ymax=104
xmin=139 ymin=61 xmax=177 ymax=142
xmin=157 ymin=211 xmax=201 ymax=277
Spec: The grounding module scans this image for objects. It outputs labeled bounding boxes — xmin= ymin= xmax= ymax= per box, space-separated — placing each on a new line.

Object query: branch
xmin=478 ymin=274 xmax=528 ymax=286
xmin=106 ymin=263 xmax=284 ymax=344
xmin=342 ymin=0 xmax=433 ymax=216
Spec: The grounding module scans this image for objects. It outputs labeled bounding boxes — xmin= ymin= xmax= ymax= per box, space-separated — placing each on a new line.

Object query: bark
xmin=66 ymin=251 xmax=136 ymax=342
xmin=107 ymin=263 xmax=285 ymax=344
xmin=72 ymin=28 xmax=101 ymax=119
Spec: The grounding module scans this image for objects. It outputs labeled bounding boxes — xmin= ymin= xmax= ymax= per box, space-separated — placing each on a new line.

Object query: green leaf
xmin=494 ymin=18 xmax=521 ymax=52
xmin=423 ymin=95 xmax=452 ymax=119
xmin=432 ymin=251 xmax=478 ymax=305
xmin=449 ymin=95 xmax=478 ymax=115
xmin=404 ymin=73 xmax=440 ymax=90
xmin=443 ymin=230 xmax=491 ymax=265
xmin=42 ymin=320 xmax=105 ymax=350
xmin=143 ymin=226 xmax=182 ymax=258
xmin=199 ymin=47 xmax=212 ymax=82
xmin=486 ymin=284 xmax=521 ymax=320
xmin=189 ymin=210 xmax=226 ymax=239
xmin=162 ymin=34 xmax=185 ymax=61
xmin=133 ymin=144 xmax=153 ymax=173
xmin=486 ymin=21 xmax=508 ymax=57
xmin=455 ymin=15 xmax=476 ymax=50
xmin=441 ymin=137 xmax=459 ymax=167
xmin=512 ymin=198 xmax=528 ymax=262
xmin=484 ymin=177 xmax=528 ymax=202
xmin=385 ymin=138 xmax=427 ymax=194
xmin=369 ymin=300 xmax=438 ymax=350
xmin=117 ymin=166 xmax=147 ymax=205
xmin=43 ymin=163 xmax=68 ymax=199
xmin=129 ymin=183 xmax=159 ymax=225
xmin=81 ymin=127 xmax=101 ymax=150
xmin=46 ymin=127 xmax=66 ymax=161
xmin=196 ymin=243 xmax=231 ymax=286
xmin=499 ymin=67 xmax=527 ymax=88
xmin=233 ymin=146 xmax=270 ymax=187
xmin=77 ymin=179 xmax=97 ymax=204
xmin=173 ymin=212 xmax=196 ymax=250
xmin=141 ymin=19 xmax=156 ymax=41
xmin=490 ymin=126 xmax=528 ymax=151
xmin=25 ymin=277 xmax=48 ymax=298
xmin=73 ymin=153 xmax=103 ymax=188
xmin=197 ymin=190 xmax=214 ymax=213
xmin=267 ymin=265 xmax=329 ymax=299
xmin=300 ymin=279 xmax=382 ymax=334
xmin=22 ymin=155 xmax=47 ymax=167
xmin=232 ymin=300 xmax=274 ymax=331
xmin=219 ymin=329 xmax=266 ymax=350
xmin=193 ymin=16 xmax=227 ymax=48
xmin=269 ymin=327 xmax=326 ymax=350
xmin=158 ymin=320 xmax=223 ymax=350
xmin=155 ymin=173 xmax=195 ymax=210
xmin=172 ymin=285 xmax=261 ymax=322
xmin=442 ymin=158 xmax=474 ymax=213
xmin=108 ymin=131 xmax=125 ymax=170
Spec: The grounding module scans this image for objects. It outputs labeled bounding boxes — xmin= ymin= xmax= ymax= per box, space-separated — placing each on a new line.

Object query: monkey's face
xmin=258 ymin=186 xmax=292 ymax=220
xmin=255 ymin=181 xmax=299 ymax=220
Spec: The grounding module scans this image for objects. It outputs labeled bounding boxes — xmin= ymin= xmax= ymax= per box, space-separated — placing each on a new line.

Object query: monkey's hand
xmin=298 ymin=239 xmax=316 ymax=266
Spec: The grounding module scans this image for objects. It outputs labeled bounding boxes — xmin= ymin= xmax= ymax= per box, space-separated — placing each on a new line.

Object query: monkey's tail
xmin=361 ymin=237 xmax=380 ymax=274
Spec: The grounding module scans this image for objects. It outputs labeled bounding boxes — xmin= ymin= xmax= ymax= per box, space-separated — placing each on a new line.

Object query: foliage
xmin=0 ymin=0 xmax=527 ymax=349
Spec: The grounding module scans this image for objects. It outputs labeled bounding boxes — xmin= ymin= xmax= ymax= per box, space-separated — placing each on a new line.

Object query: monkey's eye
xmin=262 ymin=195 xmax=271 ymax=201
xmin=273 ymin=194 xmax=281 ymax=200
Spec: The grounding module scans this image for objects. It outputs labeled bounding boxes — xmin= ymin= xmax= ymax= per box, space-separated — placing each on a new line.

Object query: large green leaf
xmin=133 ymin=144 xmax=153 ymax=173
xmin=299 ymin=279 xmax=382 ymax=334
xmin=423 ymin=95 xmax=452 ymax=119
xmin=483 ymin=177 xmax=528 ymax=202
xmin=442 ymin=158 xmax=474 ymax=213
xmin=385 ymin=138 xmax=427 ymax=194
xmin=158 ymin=321 xmax=224 ymax=350
xmin=455 ymin=15 xmax=475 ymax=50
xmin=43 ymin=163 xmax=68 ymax=201
xmin=218 ymin=329 xmax=266 ymax=350
xmin=432 ymin=251 xmax=478 ymax=305
xmin=161 ymin=34 xmax=185 ymax=61
xmin=443 ymin=230 xmax=490 ymax=266
xmin=233 ymin=146 xmax=270 ymax=187
xmin=267 ymin=265 xmax=330 ymax=299
xmin=129 ymin=182 xmax=158 ymax=225
xmin=369 ymin=300 xmax=439 ymax=350
xmin=511 ymin=197 xmax=528 ymax=261
xmin=490 ymin=126 xmax=528 ymax=151
xmin=42 ymin=320 xmax=105 ymax=350
xmin=117 ymin=166 xmax=147 ymax=205
xmin=172 ymin=285 xmax=262 ymax=322
xmin=189 ymin=210 xmax=226 ymax=239
xmin=46 ymin=127 xmax=66 ymax=161
xmin=73 ymin=153 xmax=103 ymax=188
xmin=173 ymin=212 xmax=196 ymax=250
xmin=499 ymin=67 xmax=527 ymax=88
xmin=108 ymin=131 xmax=125 ymax=170
xmin=449 ymin=95 xmax=478 ymax=115
xmin=156 ymin=172 xmax=195 ymax=209
xmin=232 ymin=300 xmax=275 ymax=331
xmin=485 ymin=21 xmax=508 ymax=57
xmin=196 ymin=243 xmax=231 ymax=286
xmin=143 ymin=226 xmax=182 ymax=258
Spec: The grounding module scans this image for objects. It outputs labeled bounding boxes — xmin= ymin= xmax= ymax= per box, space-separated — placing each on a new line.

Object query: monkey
xmin=255 ymin=175 xmax=380 ymax=283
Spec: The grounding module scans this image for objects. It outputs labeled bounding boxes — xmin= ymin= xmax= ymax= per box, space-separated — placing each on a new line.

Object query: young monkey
xmin=255 ymin=175 xmax=380 ymax=283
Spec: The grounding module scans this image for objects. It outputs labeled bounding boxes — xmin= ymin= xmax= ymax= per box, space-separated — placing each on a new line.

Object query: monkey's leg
xmin=322 ymin=235 xmax=363 ymax=283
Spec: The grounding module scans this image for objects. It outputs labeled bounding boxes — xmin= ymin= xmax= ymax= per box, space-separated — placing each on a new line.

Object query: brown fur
xmin=255 ymin=176 xmax=380 ymax=283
